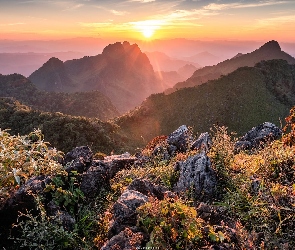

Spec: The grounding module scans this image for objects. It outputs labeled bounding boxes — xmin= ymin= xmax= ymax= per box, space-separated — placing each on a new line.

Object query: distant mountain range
xmin=29 ymin=41 xmax=165 ymax=113
xmin=0 ymin=74 xmax=119 ymax=120
xmin=0 ymin=52 xmax=83 ymax=77
xmin=182 ymin=51 xmax=221 ymax=66
xmin=145 ymin=51 xmax=200 ymax=71
xmin=117 ymin=59 xmax=295 ymax=148
xmin=169 ymin=40 xmax=295 ymax=93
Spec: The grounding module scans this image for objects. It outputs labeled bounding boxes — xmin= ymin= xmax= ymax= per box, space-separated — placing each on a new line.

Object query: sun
xmin=142 ymin=27 xmax=155 ymax=38
xmin=132 ymin=20 xmax=163 ymax=40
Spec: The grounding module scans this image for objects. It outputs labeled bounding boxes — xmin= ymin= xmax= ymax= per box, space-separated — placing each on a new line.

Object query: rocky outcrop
xmin=235 ymin=122 xmax=282 ymax=152
xmin=167 ymin=125 xmax=192 ymax=154
xmin=174 ymin=152 xmax=217 ymax=201
xmin=105 ymin=178 xmax=175 ymax=248
xmin=64 ymin=146 xmax=93 ymax=173
xmin=102 ymin=227 xmax=145 ymax=250
xmin=110 ymin=189 xmax=149 ymax=236
xmin=191 ymin=132 xmax=212 ymax=152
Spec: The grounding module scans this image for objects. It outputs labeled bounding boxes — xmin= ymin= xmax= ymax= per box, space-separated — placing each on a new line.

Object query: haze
xmin=1 ymin=0 xmax=295 ymax=76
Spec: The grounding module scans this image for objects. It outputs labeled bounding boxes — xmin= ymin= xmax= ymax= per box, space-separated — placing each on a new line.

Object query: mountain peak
xmin=259 ymin=40 xmax=281 ymax=52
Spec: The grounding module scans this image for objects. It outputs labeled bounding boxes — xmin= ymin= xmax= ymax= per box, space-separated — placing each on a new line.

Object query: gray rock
xmin=235 ymin=122 xmax=282 ymax=152
xmin=110 ymin=190 xmax=149 ymax=236
xmin=174 ymin=152 xmax=217 ymax=201
xmin=0 ymin=176 xmax=52 ymax=237
xmin=64 ymin=146 xmax=93 ymax=173
xmin=80 ymin=161 xmax=109 ymax=198
xmin=127 ymin=178 xmax=176 ymax=200
xmin=102 ymin=227 xmax=145 ymax=250
xmin=47 ymin=201 xmax=76 ymax=231
xmin=191 ymin=132 xmax=212 ymax=152
xmin=167 ymin=125 xmax=192 ymax=153
xmin=104 ymin=154 xmax=137 ymax=178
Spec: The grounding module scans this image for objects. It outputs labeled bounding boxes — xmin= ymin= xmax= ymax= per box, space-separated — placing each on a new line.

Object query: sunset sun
xmin=133 ymin=20 xmax=163 ymax=39
xmin=142 ymin=27 xmax=155 ymax=38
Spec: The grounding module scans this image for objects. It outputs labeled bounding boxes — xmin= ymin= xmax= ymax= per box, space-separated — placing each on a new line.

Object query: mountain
xmin=145 ymin=51 xmax=200 ymax=71
xmin=183 ymin=51 xmax=221 ymax=66
xmin=0 ymin=73 xmax=119 ymax=120
xmin=155 ymin=64 xmax=198 ymax=88
xmin=117 ymin=59 xmax=295 ymax=148
xmin=0 ymin=52 xmax=83 ymax=77
xmin=169 ymin=40 xmax=295 ymax=93
xmin=29 ymin=42 xmax=165 ymax=113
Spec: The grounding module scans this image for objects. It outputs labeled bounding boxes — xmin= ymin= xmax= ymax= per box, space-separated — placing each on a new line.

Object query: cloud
xmin=128 ymin=0 xmax=156 ymax=2
xmin=78 ymin=22 xmax=113 ymax=27
xmin=63 ymin=3 xmax=84 ymax=11
xmin=0 ymin=22 xmax=26 ymax=26
xmin=256 ymin=15 xmax=295 ymax=26
xmin=204 ymin=1 xmax=290 ymax=11
xmin=110 ymin=9 xmax=129 ymax=15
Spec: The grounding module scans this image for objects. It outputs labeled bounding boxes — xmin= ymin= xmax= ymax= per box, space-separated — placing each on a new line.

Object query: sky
xmin=1 ymin=0 xmax=295 ymax=42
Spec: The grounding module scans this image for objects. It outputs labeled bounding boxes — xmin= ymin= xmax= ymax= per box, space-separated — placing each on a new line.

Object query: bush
xmin=0 ymin=128 xmax=64 ymax=202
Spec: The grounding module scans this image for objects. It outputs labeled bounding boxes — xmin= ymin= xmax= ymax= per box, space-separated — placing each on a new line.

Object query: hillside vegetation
xmin=0 ymin=108 xmax=295 ymax=249
xmin=0 ymin=74 xmax=119 ymax=120
xmin=117 ymin=59 xmax=293 ymax=149
xmin=0 ymin=98 xmax=126 ymax=153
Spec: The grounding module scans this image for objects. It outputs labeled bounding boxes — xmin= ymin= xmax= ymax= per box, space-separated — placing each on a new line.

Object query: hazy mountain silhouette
xmin=155 ymin=64 xmax=198 ymax=88
xmin=168 ymin=40 xmax=295 ymax=93
xmin=117 ymin=59 xmax=295 ymax=148
xmin=29 ymin=41 xmax=165 ymax=113
xmin=183 ymin=51 xmax=221 ymax=66
xmin=0 ymin=73 xmax=119 ymax=120
xmin=145 ymin=51 xmax=200 ymax=71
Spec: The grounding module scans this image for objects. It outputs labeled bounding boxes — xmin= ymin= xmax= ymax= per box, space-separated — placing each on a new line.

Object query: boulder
xmin=104 ymin=153 xmax=137 ymax=178
xmin=0 ymin=176 xmax=52 ymax=243
xmin=47 ymin=201 xmax=76 ymax=231
xmin=235 ymin=122 xmax=282 ymax=152
xmin=127 ymin=178 xmax=176 ymax=200
xmin=167 ymin=125 xmax=192 ymax=154
xmin=64 ymin=146 xmax=93 ymax=173
xmin=80 ymin=161 xmax=109 ymax=198
xmin=102 ymin=227 xmax=145 ymax=250
xmin=109 ymin=189 xmax=149 ymax=236
xmin=191 ymin=132 xmax=212 ymax=152
xmin=174 ymin=152 xmax=217 ymax=201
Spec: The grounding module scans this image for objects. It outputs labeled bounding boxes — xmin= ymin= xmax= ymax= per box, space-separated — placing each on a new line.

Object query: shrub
xmin=0 ymin=128 xmax=64 ymax=202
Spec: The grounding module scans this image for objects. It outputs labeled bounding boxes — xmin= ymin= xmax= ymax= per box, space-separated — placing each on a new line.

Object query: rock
xmin=191 ymin=132 xmax=212 ymax=152
xmin=0 ymin=175 xmax=52 ymax=242
xmin=104 ymin=153 xmax=137 ymax=178
xmin=235 ymin=122 xmax=282 ymax=152
xmin=102 ymin=227 xmax=145 ymax=250
xmin=47 ymin=201 xmax=76 ymax=231
xmin=80 ymin=161 xmax=109 ymax=198
xmin=110 ymin=190 xmax=149 ymax=236
xmin=174 ymin=152 xmax=217 ymax=201
xmin=167 ymin=125 xmax=192 ymax=153
xmin=127 ymin=178 xmax=176 ymax=200
xmin=64 ymin=146 xmax=93 ymax=173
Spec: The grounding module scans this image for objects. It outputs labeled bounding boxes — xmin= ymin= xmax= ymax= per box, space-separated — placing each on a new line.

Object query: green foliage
xmin=0 ymin=98 xmax=127 ymax=153
xmin=14 ymin=211 xmax=80 ymax=250
xmin=0 ymin=128 xmax=64 ymax=201
xmin=0 ymin=74 xmax=119 ymax=120
xmin=44 ymin=173 xmax=85 ymax=215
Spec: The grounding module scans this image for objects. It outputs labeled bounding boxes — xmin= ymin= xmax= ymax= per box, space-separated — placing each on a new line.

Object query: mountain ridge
xmin=169 ymin=40 xmax=295 ymax=93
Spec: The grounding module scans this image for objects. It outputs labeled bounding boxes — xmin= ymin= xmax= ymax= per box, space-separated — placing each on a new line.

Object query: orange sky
xmin=1 ymin=0 xmax=295 ymax=42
